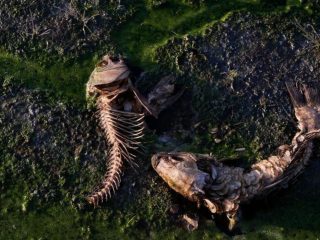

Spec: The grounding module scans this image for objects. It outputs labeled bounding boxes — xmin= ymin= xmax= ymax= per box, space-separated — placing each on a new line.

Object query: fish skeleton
xmin=86 ymin=55 xmax=182 ymax=206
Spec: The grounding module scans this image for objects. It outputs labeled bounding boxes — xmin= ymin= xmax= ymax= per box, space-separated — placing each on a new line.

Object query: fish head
xmin=151 ymin=152 xmax=210 ymax=203
xmin=86 ymin=55 xmax=130 ymax=99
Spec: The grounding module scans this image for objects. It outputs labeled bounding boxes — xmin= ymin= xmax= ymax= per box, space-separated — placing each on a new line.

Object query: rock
xmin=235 ymin=148 xmax=246 ymax=152
xmin=180 ymin=213 xmax=199 ymax=232
xmin=210 ymin=127 xmax=219 ymax=135
xmin=158 ymin=134 xmax=175 ymax=144
xmin=169 ymin=204 xmax=179 ymax=215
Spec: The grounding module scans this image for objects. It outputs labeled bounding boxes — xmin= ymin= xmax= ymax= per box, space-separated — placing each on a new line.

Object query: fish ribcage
xmin=87 ymin=96 xmax=144 ymax=206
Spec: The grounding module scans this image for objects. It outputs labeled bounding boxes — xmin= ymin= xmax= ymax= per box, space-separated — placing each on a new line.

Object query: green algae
xmin=0 ymin=50 xmax=100 ymax=106
xmin=113 ymin=0 xmax=303 ymax=69
xmin=0 ymin=207 xmax=227 ymax=240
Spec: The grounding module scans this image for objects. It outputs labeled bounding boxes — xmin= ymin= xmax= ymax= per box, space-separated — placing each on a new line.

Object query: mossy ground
xmin=0 ymin=50 xmax=98 ymax=105
xmin=1 ymin=1 xmax=320 ymax=239
xmin=113 ymin=0 xmax=303 ymax=68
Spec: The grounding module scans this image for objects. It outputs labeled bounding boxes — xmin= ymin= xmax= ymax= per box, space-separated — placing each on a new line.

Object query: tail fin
xmin=302 ymin=83 xmax=320 ymax=110
xmin=259 ymin=82 xmax=320 ymax=196
xmin=286 ymin=82 xmax=320 ymax=132
xmin=285 ymin=82 xmax=305 ymax=108
xmin=286 ymin=82 xmax=320 ymax=110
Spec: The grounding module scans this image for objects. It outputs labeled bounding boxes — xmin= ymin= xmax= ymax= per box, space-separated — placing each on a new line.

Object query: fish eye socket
xmin=109 ymin=56 xmax=119 ymax=62
xmin=182 ymin=162 xmax=191 ymax=168
xmin=98 ymin=60 xmax=108 ymax=67
xmin=169 ymin=158 xmax=180 ymax=165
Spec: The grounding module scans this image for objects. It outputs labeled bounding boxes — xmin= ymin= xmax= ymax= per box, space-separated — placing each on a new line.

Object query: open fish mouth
xmin=151 ymin=154 xmax=161 ymax=169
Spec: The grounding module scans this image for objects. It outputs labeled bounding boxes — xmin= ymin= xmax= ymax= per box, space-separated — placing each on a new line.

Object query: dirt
xmin=155 ymin=11 xmax=320 ymax=157
xmin=0 ymin=0 xmax=131 ymax=60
